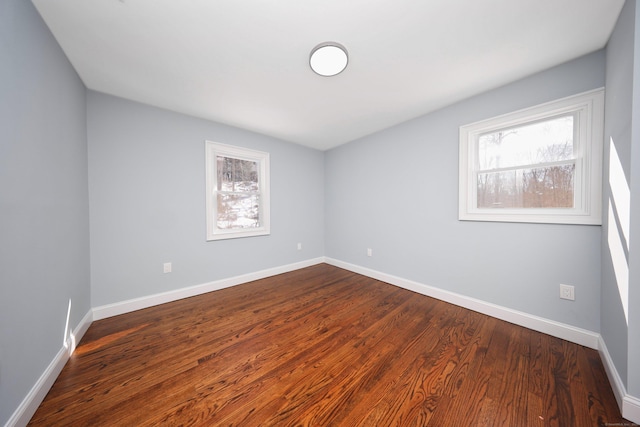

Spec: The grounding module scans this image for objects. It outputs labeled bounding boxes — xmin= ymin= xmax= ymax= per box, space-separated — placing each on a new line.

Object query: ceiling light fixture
xmin=309 ymin=42 xmax=348 ymax=77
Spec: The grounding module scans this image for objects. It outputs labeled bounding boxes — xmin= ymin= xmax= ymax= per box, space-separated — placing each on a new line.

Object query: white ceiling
xmin=32 ymin=0 xmax=624 ymax=151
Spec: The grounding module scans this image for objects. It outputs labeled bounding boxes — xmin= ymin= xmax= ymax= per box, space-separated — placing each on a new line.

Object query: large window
xmin=205 ymin=141 xmax=270 ymax=240
xmin=459 ymin=89 xmax=604 ymax=225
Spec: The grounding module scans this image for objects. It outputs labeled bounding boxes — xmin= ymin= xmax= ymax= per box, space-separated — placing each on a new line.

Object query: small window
xmin=205 ymin=141 xmax=270 ymax=240
xmin=459 ymin=89 xmax=604 ymax=225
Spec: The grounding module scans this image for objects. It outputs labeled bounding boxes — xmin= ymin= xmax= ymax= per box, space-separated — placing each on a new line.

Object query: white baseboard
xmin=324 ymin=257 xmax=600 ymax=349
xmin=598 ymin=336 xmax=640 ymax=424
xmin=92 ymin=257 xmax=325 ymax=320
xmin=623 ymin=395 xmax=640 ymax=425
xmin=5 ymin=309 xmax=93 ymax=427
xmin=598 ymin=336 xmax=627 ymax=408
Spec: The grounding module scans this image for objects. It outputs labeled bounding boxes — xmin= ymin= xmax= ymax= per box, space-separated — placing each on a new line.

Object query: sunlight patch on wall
xmin=608 ymin=201 xmax=629 ymax=324
xmin=609 ymin=140 xmax=630 ymax=249
xmin=63 ymin=299 xmax=77 ymax=356
xmin=607 ymin=137 xmax=630 ymax=325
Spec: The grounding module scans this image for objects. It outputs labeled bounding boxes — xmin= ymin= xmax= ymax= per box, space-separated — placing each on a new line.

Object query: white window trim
xmin=459 ymin=88 xmax=604 ymax=225
xmin=205 ymin=141 xmax=270 ymax=240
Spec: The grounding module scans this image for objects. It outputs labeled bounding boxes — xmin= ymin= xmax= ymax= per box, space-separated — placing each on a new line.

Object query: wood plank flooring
xmin=28 ymin=264 xmax=630 ymax=426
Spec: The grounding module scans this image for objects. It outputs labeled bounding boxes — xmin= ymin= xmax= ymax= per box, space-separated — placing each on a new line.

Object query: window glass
xmin=478 ymin=115 xmax=575 ymax=170
xmin=217 ymin=193 xmax=261 ymax=230
xmin=217 ymin=157 xmax=259 ymax=192
xmin=477 ymin=164 xmax=575 ymax=209
xmin=476 ymin=114 xmax=576 ymax=210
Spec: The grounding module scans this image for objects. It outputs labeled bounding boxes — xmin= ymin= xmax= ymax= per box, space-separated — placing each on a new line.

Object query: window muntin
xmin=459 ymin=89 xmax=604 ymax=225
xmin=206 ymin=142 xmax=270 ymax=240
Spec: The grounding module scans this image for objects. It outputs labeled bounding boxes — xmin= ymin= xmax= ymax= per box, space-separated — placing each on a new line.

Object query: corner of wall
xmin=5 ymin=310 xmax=93 ymax=427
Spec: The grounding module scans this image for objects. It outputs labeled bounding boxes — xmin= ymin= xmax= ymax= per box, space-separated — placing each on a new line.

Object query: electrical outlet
xmin=367 ymin=248 xmax=373 ymax=257
xmin=297 ymin=243 xmax=302 ymax=250
xmin=163 ymin=262 xmax=172 ymax=273
xmin=560 ymin=284 xmax=575 ymax=301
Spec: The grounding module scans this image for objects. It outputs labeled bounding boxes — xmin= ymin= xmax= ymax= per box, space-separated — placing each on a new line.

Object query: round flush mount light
xmin=309 ymin=42 xmax=348 ymax=77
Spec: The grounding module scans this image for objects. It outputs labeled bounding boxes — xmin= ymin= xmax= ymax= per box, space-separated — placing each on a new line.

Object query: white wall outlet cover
xmin=559 ymin=284 xmax=575 ymax=300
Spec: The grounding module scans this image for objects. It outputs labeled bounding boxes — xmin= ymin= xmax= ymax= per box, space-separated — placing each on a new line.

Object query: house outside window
xmin=459 ymin=89 xmax=604 ymax=225
xmin=205 ymin=141 xmax=270 ymax=240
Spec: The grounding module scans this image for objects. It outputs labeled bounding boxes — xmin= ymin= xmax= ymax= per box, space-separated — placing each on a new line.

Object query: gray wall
xmin=325 ymin=51 xmax=605 ymax=331
xmin=0 ymin=0 xmax=91 ymax=425
xmin=87 ymin=92 xmax=325 ymax=307
xmin=602 ymin=0 xmax=636 ymax=392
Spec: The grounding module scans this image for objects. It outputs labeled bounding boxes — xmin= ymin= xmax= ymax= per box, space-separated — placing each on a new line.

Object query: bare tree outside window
xmin=216 ymin=156 xmax=261 ymax=230
xmin=476 ymin=115 xmax=575 ymax=209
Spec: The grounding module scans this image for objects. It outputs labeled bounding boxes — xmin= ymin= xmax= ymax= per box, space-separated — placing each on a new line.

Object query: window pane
xmin=478 ymin=115 xmax=574 ymax=170
xmin=216 ymin=156 xmax=259 ymax=192
xmin=477 ymin=164 xmax=575 ymax=208
xmin=216 ymin=193 xmax=261 ymax=229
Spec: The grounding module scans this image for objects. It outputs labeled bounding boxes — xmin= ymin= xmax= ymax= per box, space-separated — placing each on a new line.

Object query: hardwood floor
xmin=29 ymin=264 xmax=629 ymax=426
